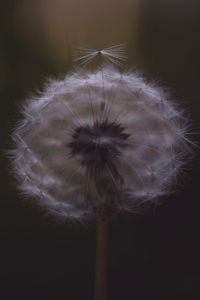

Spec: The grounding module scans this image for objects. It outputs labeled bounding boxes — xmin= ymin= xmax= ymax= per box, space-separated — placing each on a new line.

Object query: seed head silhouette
xmin=10 ymin=45 xmax=191 ymax=221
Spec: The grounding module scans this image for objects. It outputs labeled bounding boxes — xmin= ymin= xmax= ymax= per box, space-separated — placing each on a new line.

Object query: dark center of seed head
xmin=68 ymin=120 xmax=129 ymax=176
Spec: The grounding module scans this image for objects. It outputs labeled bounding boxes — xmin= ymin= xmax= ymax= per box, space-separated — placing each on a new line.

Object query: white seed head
xmin=10 ymin=65 xmax=191 ymax=221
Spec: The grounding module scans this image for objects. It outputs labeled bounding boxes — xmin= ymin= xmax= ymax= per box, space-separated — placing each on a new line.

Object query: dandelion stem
xmin=94 ymin=206 xmax=108 ymax=300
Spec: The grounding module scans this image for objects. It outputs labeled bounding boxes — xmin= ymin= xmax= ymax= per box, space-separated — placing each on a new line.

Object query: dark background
xmin=1 ymin=1 xmax=200 ymax=299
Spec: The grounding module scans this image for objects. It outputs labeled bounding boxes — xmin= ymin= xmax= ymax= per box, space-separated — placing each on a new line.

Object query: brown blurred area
xmin=12 ymin=0 xmax=140 ymax=71
xmin=1 ymin=1 xmax=200 ymax=300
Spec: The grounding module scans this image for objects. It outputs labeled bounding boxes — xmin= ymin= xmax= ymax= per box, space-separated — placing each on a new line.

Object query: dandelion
xmin=10 ymin=46 xmax=191 ymax=300
xmin=10 ymin=68 xmax=190 ymax=220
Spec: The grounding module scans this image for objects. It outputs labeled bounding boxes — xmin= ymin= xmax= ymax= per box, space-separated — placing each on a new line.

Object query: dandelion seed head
xmin=10 ymin=62 xmax=191 ymax=220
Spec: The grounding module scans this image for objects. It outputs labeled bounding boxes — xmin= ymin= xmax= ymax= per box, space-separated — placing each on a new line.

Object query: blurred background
xmin=0 ymin=0 xmax=200 ymax=299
